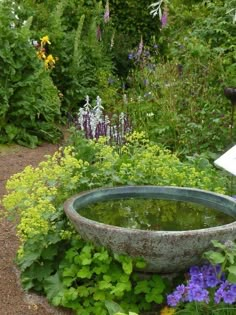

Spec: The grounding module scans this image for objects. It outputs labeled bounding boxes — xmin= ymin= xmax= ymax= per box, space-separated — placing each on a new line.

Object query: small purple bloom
xmin=230 ymin=284 xmax=236 ymax=294
xmin=206 ymin=274 xmax=219 ymax=288
xmin=104 ymin=0 xmax=110 ymax=23
xmin=175 ymin=284 xmax=186 ymax=295
xmin=214 ymin=281 xmax=231 ymax=303
xmin=161 ymin=10 xmax=168 ymax=28
xmin=222 ymin=290 xmax=236 ymax=304
xmin=136 ymin=36 xmax=143 ymax=57
xmin=188 ymin=284 xmax=209 ymax=303
xmin=167 ymin=293 xmax=182 ymax=307
xmin=189 ymin=273 xmax=204 ymax=287
xmin=128 ymin=53 xmax=134 ymax=60
xmin=189 ymin=265 xmax=201 ymax=276
xmin=214 ymin=289 xmax=223 ymax=304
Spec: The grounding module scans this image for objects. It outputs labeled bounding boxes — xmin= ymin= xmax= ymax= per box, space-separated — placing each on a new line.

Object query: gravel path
xmin=0 ymin=143 xmax=73 ymax=315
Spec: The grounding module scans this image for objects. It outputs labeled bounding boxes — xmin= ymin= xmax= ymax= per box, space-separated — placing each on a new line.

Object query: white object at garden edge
xmin=214 ymin=145 xmax=236 ymax=176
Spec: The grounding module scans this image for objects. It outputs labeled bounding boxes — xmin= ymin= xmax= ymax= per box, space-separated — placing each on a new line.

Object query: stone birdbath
xmin=64 ymin=186 xmax=236 ymax=274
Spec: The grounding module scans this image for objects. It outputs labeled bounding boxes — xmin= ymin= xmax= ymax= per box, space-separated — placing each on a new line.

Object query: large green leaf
xmin=44 ymin=272 xmax=65 ymax=300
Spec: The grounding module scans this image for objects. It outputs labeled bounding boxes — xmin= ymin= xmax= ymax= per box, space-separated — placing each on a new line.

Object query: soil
xmin=0 ymin=142 xmax=74 ymax=315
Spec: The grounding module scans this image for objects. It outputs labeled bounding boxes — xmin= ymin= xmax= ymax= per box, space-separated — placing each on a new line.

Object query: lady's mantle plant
xmin=3 ymin=132 xmax=229 ymax=314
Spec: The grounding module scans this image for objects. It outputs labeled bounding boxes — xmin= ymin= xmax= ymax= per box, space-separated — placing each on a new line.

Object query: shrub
xmin=3 ymin=132 xmax=229 ymax=313
xmin=17 ymin=0 xmax=117 ymax=113
xmin=107 ymin=0 xmax=161 ymax=45
xmin=0 ymin=1 xmax=61 ymax=147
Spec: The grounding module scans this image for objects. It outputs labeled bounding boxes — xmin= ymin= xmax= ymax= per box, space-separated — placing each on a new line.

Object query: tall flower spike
xmin=84 ymin=95 xmax=91 ymax=111
xmin=104 ymin=0 xmax=110 ymax=23
xmin=137 ymin=35 xmax=143 ymax=58
xmin=96 ymin=25 xmax=102 ymax=41
xmin=110 ymin=31 xmax=115 ymax=49
xmin=161 ymin=7 xmax=168 ymax=28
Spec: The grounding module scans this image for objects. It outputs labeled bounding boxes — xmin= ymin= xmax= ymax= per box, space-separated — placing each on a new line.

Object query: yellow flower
xmin=40 ymin=35 xmax=51 ymax=46
xmin=160 ymin=306 xmax=176 ymax=315
xmin=45 ymin=54 xmax=56 ymax=69
xmin=37 ymin=50 xmax=46 ymax=60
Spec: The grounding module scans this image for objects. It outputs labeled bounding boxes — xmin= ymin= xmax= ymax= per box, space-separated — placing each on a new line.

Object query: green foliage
xmin=124 ymin=45 xmax=233 ymax=158
xmin=17 ymin=0 xmax=116 ymax=113
xmin=122 ymin=0 xmax=236 ymax=158
xmin=0 ymin=1 xmax=61 ymax=147
xmin=204 ymin=240 xmax=236 ymax=283
xmin=105 ymin=300 xmax=138 ymax=315
xmin=159 ymin=0 xmax=236 ymax=86
xmin=108 ymin=0 xmax=160 ymax=45
xmin=3 ymin=132 xmax=229 ymax=313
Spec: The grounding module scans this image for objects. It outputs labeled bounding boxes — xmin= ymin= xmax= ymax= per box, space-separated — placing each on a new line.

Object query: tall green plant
xmin=0 ymin=1 xmax=61 ymax=147
xmin=17 ymin=0 xmax=116 ymax=113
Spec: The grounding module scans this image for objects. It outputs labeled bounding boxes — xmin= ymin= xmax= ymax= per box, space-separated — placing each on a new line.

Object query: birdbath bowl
xmin=64 ymin=186 xmax=236 ymax=273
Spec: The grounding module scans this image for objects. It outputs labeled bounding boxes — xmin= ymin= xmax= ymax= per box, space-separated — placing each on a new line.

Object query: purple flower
xmin=161 ymin=10 xmax=168 ymax=28
xmin=189 ymin=273 xmax=204 ymax=287
xmin=188 ymin=284 xmax=209 ymax=303
xmin=230 ymin=284 xmax=236 ymax=294
xmin=128 ymin=53 xmax=134 ymax=60
xmin=175 ymin=284 xmax=186 ymax=295
xmin=104 ymin=1 xmax=110 ymax=23
xmin=214 ymin=289 xmax=223 ymax=304
xmin=206 ymin=274 xmax=219 ymax=288
xmin=214 ymin=281 xmax=231 ymax=303
xmin=167 ymin=292 xmax=182 ymax=307
xmin=222 ymin=290 xmax=236 ymax=304
xmin=189 ymin=265 xmax=200 ymax=276
xmin=136 ymin=36 xmax=143 ymax=57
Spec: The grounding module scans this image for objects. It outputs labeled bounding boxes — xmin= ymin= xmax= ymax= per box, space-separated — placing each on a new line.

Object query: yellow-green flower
xmin=45 ymin=54 xmax=56 ymax=69
xmin=37 ymin=49 xmax=46 ymax=60
xmin=40 ymin=35 xmax=51 ymax=46
xmin=160 ymin=306 xmax=175 ymax=315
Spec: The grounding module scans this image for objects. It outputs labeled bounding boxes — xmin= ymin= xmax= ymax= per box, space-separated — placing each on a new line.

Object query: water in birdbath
xmin=78 ymin=198 xmax=235 ymax=231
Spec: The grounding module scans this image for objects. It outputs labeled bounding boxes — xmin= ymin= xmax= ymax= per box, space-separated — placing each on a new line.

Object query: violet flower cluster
xmin=128 ymin=37 xmax=158 ymax=69
xmin=76 ymin=96 xmax=131 ymax=145
xmin=167 ymin=264 xmax=236 ymax=307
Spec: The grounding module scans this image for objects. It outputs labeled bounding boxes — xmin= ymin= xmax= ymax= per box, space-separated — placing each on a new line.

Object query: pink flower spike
xmin=96 ymin=25 xmax=102 ymax=41
xmin=161 ymin=9 xmax=168 ymax=28
xmin=137 ymin=35 xmax=143 ymax=57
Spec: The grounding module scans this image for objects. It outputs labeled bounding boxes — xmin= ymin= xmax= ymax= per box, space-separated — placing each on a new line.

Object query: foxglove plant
xmin=161 ymin=7 xmax=168 ymax=28
xmin=104 ymin=0 xmax=110 ymax=23
xmin=76 ymin=96 xmax=131 ymax=145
